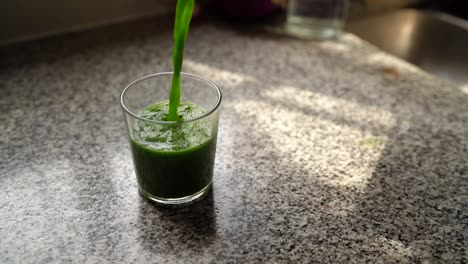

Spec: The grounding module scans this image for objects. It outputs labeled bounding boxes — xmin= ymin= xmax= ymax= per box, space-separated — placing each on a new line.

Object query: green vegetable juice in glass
xmin=121 ymin=73 xmax=221 ymax=205
xmin=120 ymin=0 xmax=222 ymax=204
xmin=131 ymin=100 xmax=217 ymax=199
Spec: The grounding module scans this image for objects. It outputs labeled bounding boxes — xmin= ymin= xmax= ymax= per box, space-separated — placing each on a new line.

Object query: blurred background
xmin=1 ymin=0 xmax=468 ymax=45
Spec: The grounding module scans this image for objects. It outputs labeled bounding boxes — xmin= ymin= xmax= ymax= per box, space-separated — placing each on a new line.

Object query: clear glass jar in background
xmin=286 ymin=0 xmax=349 ymax=40
xmin=120 ymin=72 xmax=222 ymax=205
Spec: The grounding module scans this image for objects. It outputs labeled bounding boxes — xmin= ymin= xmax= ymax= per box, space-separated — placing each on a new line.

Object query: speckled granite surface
xmin=1 ymin=17 xmax=467 ymax=263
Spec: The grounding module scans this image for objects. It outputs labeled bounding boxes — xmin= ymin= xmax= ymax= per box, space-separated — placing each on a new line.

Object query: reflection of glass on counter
xmin=287 ymin=0 xmax=348 ymax=40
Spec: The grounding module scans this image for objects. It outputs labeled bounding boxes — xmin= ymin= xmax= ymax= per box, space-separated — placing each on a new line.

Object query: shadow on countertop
xmin=182 ymin=25 xmax=468 ymax=261
xmin=0 ymin=15 xmax=174 ymax=70
xmin=1 ymin=14 xmax=467 ymax=262
xmin=136 ymin=190 xmax=217 ymax=254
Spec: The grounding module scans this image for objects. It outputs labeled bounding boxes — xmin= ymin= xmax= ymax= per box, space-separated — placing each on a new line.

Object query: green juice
xmin=130 ymin=101 xmax=217 ymax=199
xmin=168 ymin=0 xmax=194 ymax=121
xmin=129 ymin=0 xmax=216 ymax=201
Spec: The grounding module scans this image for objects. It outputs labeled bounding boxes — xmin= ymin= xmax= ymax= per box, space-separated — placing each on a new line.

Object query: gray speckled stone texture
xmin=1 ymin=17 xmax=467 ymax=263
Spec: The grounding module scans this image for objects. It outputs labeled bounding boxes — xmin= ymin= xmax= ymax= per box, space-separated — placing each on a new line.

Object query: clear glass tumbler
xmin=120 ymin=72 xmax=222 ymax=205
xmin=286 ymin=0 xmax=348 ymax=40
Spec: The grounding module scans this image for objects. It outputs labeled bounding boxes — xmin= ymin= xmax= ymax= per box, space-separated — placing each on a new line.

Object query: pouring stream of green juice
xmin=167 ymin=0 xmax=195 ymax=121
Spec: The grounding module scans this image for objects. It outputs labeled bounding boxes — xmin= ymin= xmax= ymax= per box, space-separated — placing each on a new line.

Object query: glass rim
xmin=120 ymin=72 xmax=222 ymax=125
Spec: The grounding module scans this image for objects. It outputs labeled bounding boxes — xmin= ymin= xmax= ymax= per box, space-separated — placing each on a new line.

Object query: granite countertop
xmin=1 ymin=17 xmax=467 ymax=263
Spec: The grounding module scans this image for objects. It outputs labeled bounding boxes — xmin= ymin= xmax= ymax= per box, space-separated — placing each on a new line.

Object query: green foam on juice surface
xmin=130 ymin=100 xmax=217 ymax=199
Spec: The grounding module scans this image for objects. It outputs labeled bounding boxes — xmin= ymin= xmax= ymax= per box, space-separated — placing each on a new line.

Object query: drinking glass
xmin=120 ymin=72 xmax=222 ymax=205
xmin=287 ymin=0 xmax=349 ymax=40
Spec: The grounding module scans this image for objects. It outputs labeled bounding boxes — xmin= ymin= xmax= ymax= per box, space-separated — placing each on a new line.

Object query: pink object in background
xmin=217 ymin=0 xmax=276 ymax=20
xmin=193 ymin=3 xmax=203 ymax=19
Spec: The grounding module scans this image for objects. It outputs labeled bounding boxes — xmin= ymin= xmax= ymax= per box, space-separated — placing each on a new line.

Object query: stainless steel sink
xmin=346 ymin=9 xmax=468 ymax=86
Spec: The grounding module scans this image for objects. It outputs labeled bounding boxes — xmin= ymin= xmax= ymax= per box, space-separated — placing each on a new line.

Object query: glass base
xmin=139 ymin=182 xmax=212 ymax=205
xmin=286 ymin=16 xmax=343 ymax=40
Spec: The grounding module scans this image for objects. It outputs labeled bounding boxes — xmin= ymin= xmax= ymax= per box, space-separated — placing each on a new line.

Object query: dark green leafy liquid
xmin=168 ymin=0 xmax=195 ymax=121
xmin=130 ymin=101 xmax=217 ymax=198
xmin=131 ymin=1 xmax=208 ymax=199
